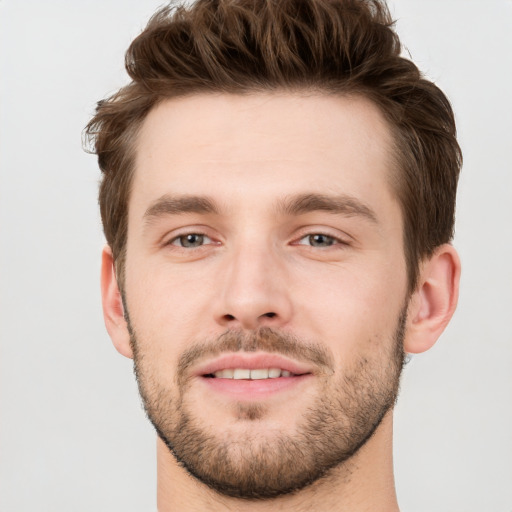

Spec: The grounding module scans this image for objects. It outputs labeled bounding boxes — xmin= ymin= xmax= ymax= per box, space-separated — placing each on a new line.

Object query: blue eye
xmin=299 ymin=234 xmax=338 ymax=247
xmin=171 ymin=233 xmax=212 ymax=248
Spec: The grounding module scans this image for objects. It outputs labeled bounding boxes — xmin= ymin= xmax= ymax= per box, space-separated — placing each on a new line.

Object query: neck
xmin=156 ymin=411 xmax=399 ymax=512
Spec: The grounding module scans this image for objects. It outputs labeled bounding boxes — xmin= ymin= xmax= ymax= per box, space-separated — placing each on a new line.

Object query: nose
xmin=213 ymin=242 xmax=293 ymax=331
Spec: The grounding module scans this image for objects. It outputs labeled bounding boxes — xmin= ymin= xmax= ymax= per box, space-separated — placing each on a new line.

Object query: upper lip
xmin=193 ymin=352 xmax=315 ymax=377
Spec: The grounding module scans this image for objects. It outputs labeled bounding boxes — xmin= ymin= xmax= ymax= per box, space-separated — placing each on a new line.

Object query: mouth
xmin=195 ymin=353 xmax=314 ymax=399
xmin=205 ymin=368 xmax=302 ymax=379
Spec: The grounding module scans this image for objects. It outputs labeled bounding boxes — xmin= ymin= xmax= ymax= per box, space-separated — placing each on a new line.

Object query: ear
xmin=100 ymin=245 xmax=133 ymax=359
xmin=404 ymin=244 xmax=461 ymax=354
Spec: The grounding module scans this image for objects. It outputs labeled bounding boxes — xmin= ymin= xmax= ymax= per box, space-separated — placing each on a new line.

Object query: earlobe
xmin=100 ymin=245 xmax=133 ymax=359
xmin=404 ymin=244 xmax=461 ymax=354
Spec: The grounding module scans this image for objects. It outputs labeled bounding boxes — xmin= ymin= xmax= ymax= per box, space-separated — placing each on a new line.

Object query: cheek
xmin=124 ymin=267 xmax=218 ymax=403
xmin=123 ymin=259 xmax=217 ymax=356
xmin=290 ymin=259 xmax=407 ymax=357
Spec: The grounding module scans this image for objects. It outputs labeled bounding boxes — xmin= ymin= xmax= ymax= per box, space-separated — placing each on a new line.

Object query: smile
xmin=208 ymin=368 xmax=298 ymax=379
xmin=194 ymin=352 xmax=315 ymax=399
xmin=194 ymin=352 xmax=315 ymax=379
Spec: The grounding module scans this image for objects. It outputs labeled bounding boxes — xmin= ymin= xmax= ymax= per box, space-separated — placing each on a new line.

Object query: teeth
xmin=250 ymin=369 xmax=269 ymax=380
xmin=233 ymin=369 xmax=251 ymax=379
xmin=268 ymin=368 xmax=281 ymax=378
xmin=212 ymin=368 xmax=295 ymax=379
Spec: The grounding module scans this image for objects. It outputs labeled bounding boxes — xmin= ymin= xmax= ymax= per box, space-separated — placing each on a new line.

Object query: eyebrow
xmin=143 ymin=192 xmax=378 ymax=225
xmin=276 ymin=193 xmax=378 ymax=224
xmin=143 ymin=194 xmax=219 ymax=222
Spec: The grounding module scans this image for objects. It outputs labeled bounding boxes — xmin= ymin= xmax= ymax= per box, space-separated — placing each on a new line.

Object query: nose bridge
xmin=216 ymin=235 xmax=292 ymax=329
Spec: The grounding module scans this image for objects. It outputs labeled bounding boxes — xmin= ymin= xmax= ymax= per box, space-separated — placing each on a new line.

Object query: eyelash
xmin=167 ymin=232 xmax=214 ymax=248
xmin=295 ymin=233 xmax=348 ymax=248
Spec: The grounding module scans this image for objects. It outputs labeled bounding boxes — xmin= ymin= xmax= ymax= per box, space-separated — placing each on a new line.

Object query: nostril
xmin=220 ymin=312 xmax=277 ymax=325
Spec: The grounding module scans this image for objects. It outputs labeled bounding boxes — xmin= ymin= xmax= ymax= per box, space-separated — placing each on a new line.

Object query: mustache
xmin=177 ymin=327 xmax=335 ymax=382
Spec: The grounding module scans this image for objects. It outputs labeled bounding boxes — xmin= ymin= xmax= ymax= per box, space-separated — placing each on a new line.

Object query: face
xmin=123 ymin=93 xmax=409 ymax=498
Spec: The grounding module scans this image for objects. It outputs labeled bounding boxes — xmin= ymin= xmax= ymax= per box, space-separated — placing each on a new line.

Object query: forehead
xmin=132 ymin=92 xmax=398 ymax=217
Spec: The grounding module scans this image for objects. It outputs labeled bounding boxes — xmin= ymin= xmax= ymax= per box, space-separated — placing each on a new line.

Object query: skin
xmin=101 ymin=92 xmax=460 ymax=511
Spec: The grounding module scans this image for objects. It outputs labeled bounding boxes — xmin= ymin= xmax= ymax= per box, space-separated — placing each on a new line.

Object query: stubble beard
xmin=128 ymin=311 xmax=406 ymax=500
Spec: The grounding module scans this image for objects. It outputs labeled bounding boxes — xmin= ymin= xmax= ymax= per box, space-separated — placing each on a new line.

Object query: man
xmin=86 ymin=0 xmax=461 ymax=509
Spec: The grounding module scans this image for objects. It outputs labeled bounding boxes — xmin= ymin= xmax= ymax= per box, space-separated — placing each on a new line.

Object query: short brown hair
xmin=85 ymin=0 xmax=462 ymax=293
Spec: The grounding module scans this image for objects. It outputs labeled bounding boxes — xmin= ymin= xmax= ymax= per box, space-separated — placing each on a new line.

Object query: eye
xmin=297 ymin=234 xmax=341 ymax=247
xmin=170 ymin=233 xmax=213 ymax=248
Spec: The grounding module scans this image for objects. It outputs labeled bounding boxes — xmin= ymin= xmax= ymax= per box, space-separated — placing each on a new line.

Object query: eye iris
xmin=180 ymin=234 xmax=204 ymax=247
xmin=309 ymin=234 xmax=334 ymax=247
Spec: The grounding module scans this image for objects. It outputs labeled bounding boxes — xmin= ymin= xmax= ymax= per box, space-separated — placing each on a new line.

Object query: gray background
xmin=1 ymin=1 xmax=511 ymax=510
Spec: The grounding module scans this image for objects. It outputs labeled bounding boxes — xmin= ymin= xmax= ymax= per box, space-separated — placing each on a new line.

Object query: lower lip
xmin=200 ymin=374 xmax=312 ymax=400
